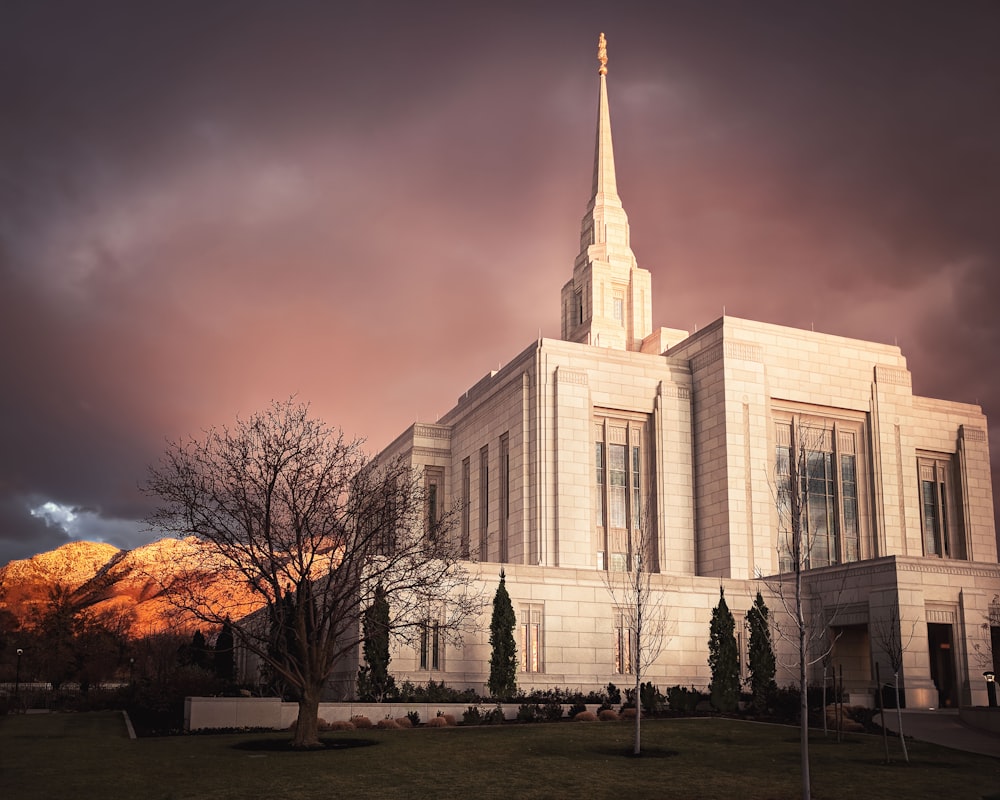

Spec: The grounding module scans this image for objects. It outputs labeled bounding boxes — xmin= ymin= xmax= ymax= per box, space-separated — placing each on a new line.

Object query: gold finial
xmin=598 ymin=32 xmax=608 ymax=75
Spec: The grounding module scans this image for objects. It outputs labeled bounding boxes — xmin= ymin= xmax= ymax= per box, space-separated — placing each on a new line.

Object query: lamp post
xmin=129 ymin=657 xmax=135 ymax=687
xmin=14 ymin=648 xmax=23 ymax=699
xmin=985 ymin=671 xmax=997 ymax=708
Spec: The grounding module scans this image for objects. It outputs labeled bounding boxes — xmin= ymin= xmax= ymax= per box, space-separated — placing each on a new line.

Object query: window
xmin=595 ymin=442 xmax=606 ymax=527
xmin=499 ymin=433 xmax=509 ymax=563
xmin=614 ymin=609 xmax=634 ymax=674
xmin=461 ymin=458 xmax=471 ymax=558
xmin=575 ymin=289 xmax=584 ymax=325
xmin=775 ymin=416 xmax=867 ymax=571
xmin=520 ymin=606 xmax=542 ymax=673
xmin=918 ymin=454 xmax=965 ymax=559
xmin=612 ymin=293 xmax=624 ymax=323
xmin=424 ymin=466 xmax=444 ymax=539
xmin=479 ymin=446 xmax=489 ymax=560
xmin=419 ymin=620 xmax=441 ymax=671
xmin=594 ymin=415 xmax=648 ymax=570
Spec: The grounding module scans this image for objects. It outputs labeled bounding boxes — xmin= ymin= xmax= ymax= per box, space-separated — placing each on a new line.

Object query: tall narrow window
xmin=775 ymin=416 xmax=868 ymax=571
xmin=479 ymin=446 xmax=489 ymax=560
xmin=840 ymin=436 xmax=859 ymax=562
xmin=614 ymin=610 xmax=634 ymax=674
xmin=461 ymin=457 xmax=471 ymax=558
xmin=595 ymin=442 xmax=606 ymax=527
xmin=419 ymin=620 xmax=441 ymax=671
xmin=520 ymin=607 xmax=542 ymax=673
xmin=613 ymin=296 xmax=624 ymax=322
xmin=609 ymin=443 xmax=627 ymax=528
xmin=918 ymin=454 xmax=964 ymax=559
xmin=632 ymin=445 xmax=641 ymax=530
xmin=424 ymin=466 xmax=443 ymax=540
xmin=594 ymin=416 xmax=650 ymax=571
xmin=499 ymin=433 xmax=509 ymax=563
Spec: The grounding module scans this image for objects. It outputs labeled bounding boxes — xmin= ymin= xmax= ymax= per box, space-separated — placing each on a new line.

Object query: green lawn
xmin=2 ymin=712 xmax=997 ymax=800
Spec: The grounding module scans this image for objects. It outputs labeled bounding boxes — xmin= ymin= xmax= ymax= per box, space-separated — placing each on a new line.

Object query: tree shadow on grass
xmin=593 ymin=745 xmax=679 ymax=759
xmin=233 ymin=737 xmax=379 ymax=752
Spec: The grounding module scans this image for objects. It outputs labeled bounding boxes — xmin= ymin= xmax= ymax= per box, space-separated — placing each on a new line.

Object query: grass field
xmin=2 ymin=712 xmax=997 ymax=800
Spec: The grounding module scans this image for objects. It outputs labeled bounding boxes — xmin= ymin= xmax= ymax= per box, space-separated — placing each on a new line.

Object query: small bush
xmin=517 ymin=703 xmax=542 ymax=723
xmin=567 ymin=702 xmax=587 ymax=719
xmin=328 ymin=720 xmax=355 ymax=731
xmin=377 ymin=718 xmax=400 ymax=729
xmin=482 ymin=704 xmax=506 ymax=725
xmin=426 ymin=716 xmax=448 ymax=728
xmin=621 ymin=707 xmax=637 ymax=719
xmin=394 ymin=716 xmax=412 ymax=728
xmin=406 ymin=710 xmax=420 ymax=727
xmin=598 ymin=709 xmax=619 ymax=721
xmin=462 ymin=706 xmax=482 ymax=725
xmin=640 ymin=681 xmax=663 ymax=715
xmin=542 ymin=701 xmax=564 ymax=722
xmin=666 ymin=685 xmax=702 ymax=714
xmin=606 ymin=682 xmax=622 ymax=704
xmin=574 ymin=710 xmax=597 ymax=722
xmin=316 ymin=718 xmax=332 ymax=731
xmin=350 ymin=715 xmax=373 ymax=729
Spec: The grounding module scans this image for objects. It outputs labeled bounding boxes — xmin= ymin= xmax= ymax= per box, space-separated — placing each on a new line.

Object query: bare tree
xmin=143 ymin=399 xmax=479 ymax=748
xmin=765 ymin=417 xmax=847 ymax=800
xmin=871 ymin=598 xmax=917 ymax=762
xmin=602 ymin=514 xmax=669 ymax=756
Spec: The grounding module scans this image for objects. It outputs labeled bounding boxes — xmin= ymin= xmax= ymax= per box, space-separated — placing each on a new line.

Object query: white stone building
xmin=367 ymin=38 xmax=1000 ymax=709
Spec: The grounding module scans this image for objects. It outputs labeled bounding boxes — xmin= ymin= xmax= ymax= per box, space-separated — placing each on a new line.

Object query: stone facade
xmin=363 ymin=41 xmax=1000 ymax=709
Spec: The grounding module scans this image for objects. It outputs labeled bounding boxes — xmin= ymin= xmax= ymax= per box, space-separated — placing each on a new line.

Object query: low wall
xmin=959 ymin=706 xmax=1000 ymax=735
xmin=185 ymin=697 xmax=595 ymax=731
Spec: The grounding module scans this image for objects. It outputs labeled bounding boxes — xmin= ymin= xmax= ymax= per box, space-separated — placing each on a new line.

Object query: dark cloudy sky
xmin=2 ymin=1 xmax=999 ymax=565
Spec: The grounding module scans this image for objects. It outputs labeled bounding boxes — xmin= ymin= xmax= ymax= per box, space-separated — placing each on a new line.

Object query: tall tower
xmin=561 ymin=33 xmax=653 ymax=351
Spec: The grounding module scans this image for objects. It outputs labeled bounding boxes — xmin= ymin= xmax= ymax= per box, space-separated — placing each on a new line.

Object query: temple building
xmin=370 ymin=36 xmax=1000 ymax=708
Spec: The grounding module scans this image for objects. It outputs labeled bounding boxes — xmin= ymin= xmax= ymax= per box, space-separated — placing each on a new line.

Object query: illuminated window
xmin=614 ymin=609 xmax=634 ymax=674
xmin=775 ymin=416 xmax=868 ymax=571
xmin=520 ymin=606 xmax=542 ymax=673
xmin=918 ymin=454 xmax=965 ymax=559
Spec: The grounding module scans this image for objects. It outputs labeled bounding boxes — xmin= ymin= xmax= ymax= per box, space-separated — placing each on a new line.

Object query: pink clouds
xmin=1 ymin=2 xmax=999 ymax=562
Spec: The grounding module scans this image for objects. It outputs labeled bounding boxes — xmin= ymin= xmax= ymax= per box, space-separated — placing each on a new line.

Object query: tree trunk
xmin=634 ymin=670 xmax=642 ymax=755
xmin=797 ymin=568 xmax=811 ymax=800
xmin=893 ymin=674 xmax=909 ymax=764
xmin=292 ymin=686 xmax=322 ymax=748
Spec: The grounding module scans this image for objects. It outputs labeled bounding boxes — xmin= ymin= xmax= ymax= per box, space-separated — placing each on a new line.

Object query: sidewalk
xmin=877 ymin=709 xmax=1000 ymax=758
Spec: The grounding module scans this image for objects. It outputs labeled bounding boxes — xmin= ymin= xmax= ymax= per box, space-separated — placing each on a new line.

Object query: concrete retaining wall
xmin=184 ymin=697 xmax=596 ymax=731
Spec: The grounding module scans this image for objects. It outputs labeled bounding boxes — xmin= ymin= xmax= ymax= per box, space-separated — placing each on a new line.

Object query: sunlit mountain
xmin=0 ymin=538 xmax=256 ymax=636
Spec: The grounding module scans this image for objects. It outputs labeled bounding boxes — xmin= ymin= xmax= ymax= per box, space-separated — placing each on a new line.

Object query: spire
xmin=561 ymin=33 xmax=653 ymax=352
xmin=590 ymin=32 xmax=621 ymax=208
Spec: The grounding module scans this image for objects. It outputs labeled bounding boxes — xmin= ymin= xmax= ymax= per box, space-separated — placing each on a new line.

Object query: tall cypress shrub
xmin=708 ymin=586 xmax=740 ymax=712
xmin=357 ymin=584 xmax=396 ymax=701
xmin=488 ymin=570 xmax=517 ymax=700
xmin=214 ymin=619 xmax=235 ymax=682
xmin=746 ymin=590 xmax=777 ymax=712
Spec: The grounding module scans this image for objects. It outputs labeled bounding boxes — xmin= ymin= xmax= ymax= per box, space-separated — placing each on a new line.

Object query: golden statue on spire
xmin=598 ymin=32 xmax=608 ymax=75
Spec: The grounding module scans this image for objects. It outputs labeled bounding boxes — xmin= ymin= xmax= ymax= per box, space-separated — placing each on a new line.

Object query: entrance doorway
xmin=927 ymin=623 xmax=958 ymax=708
